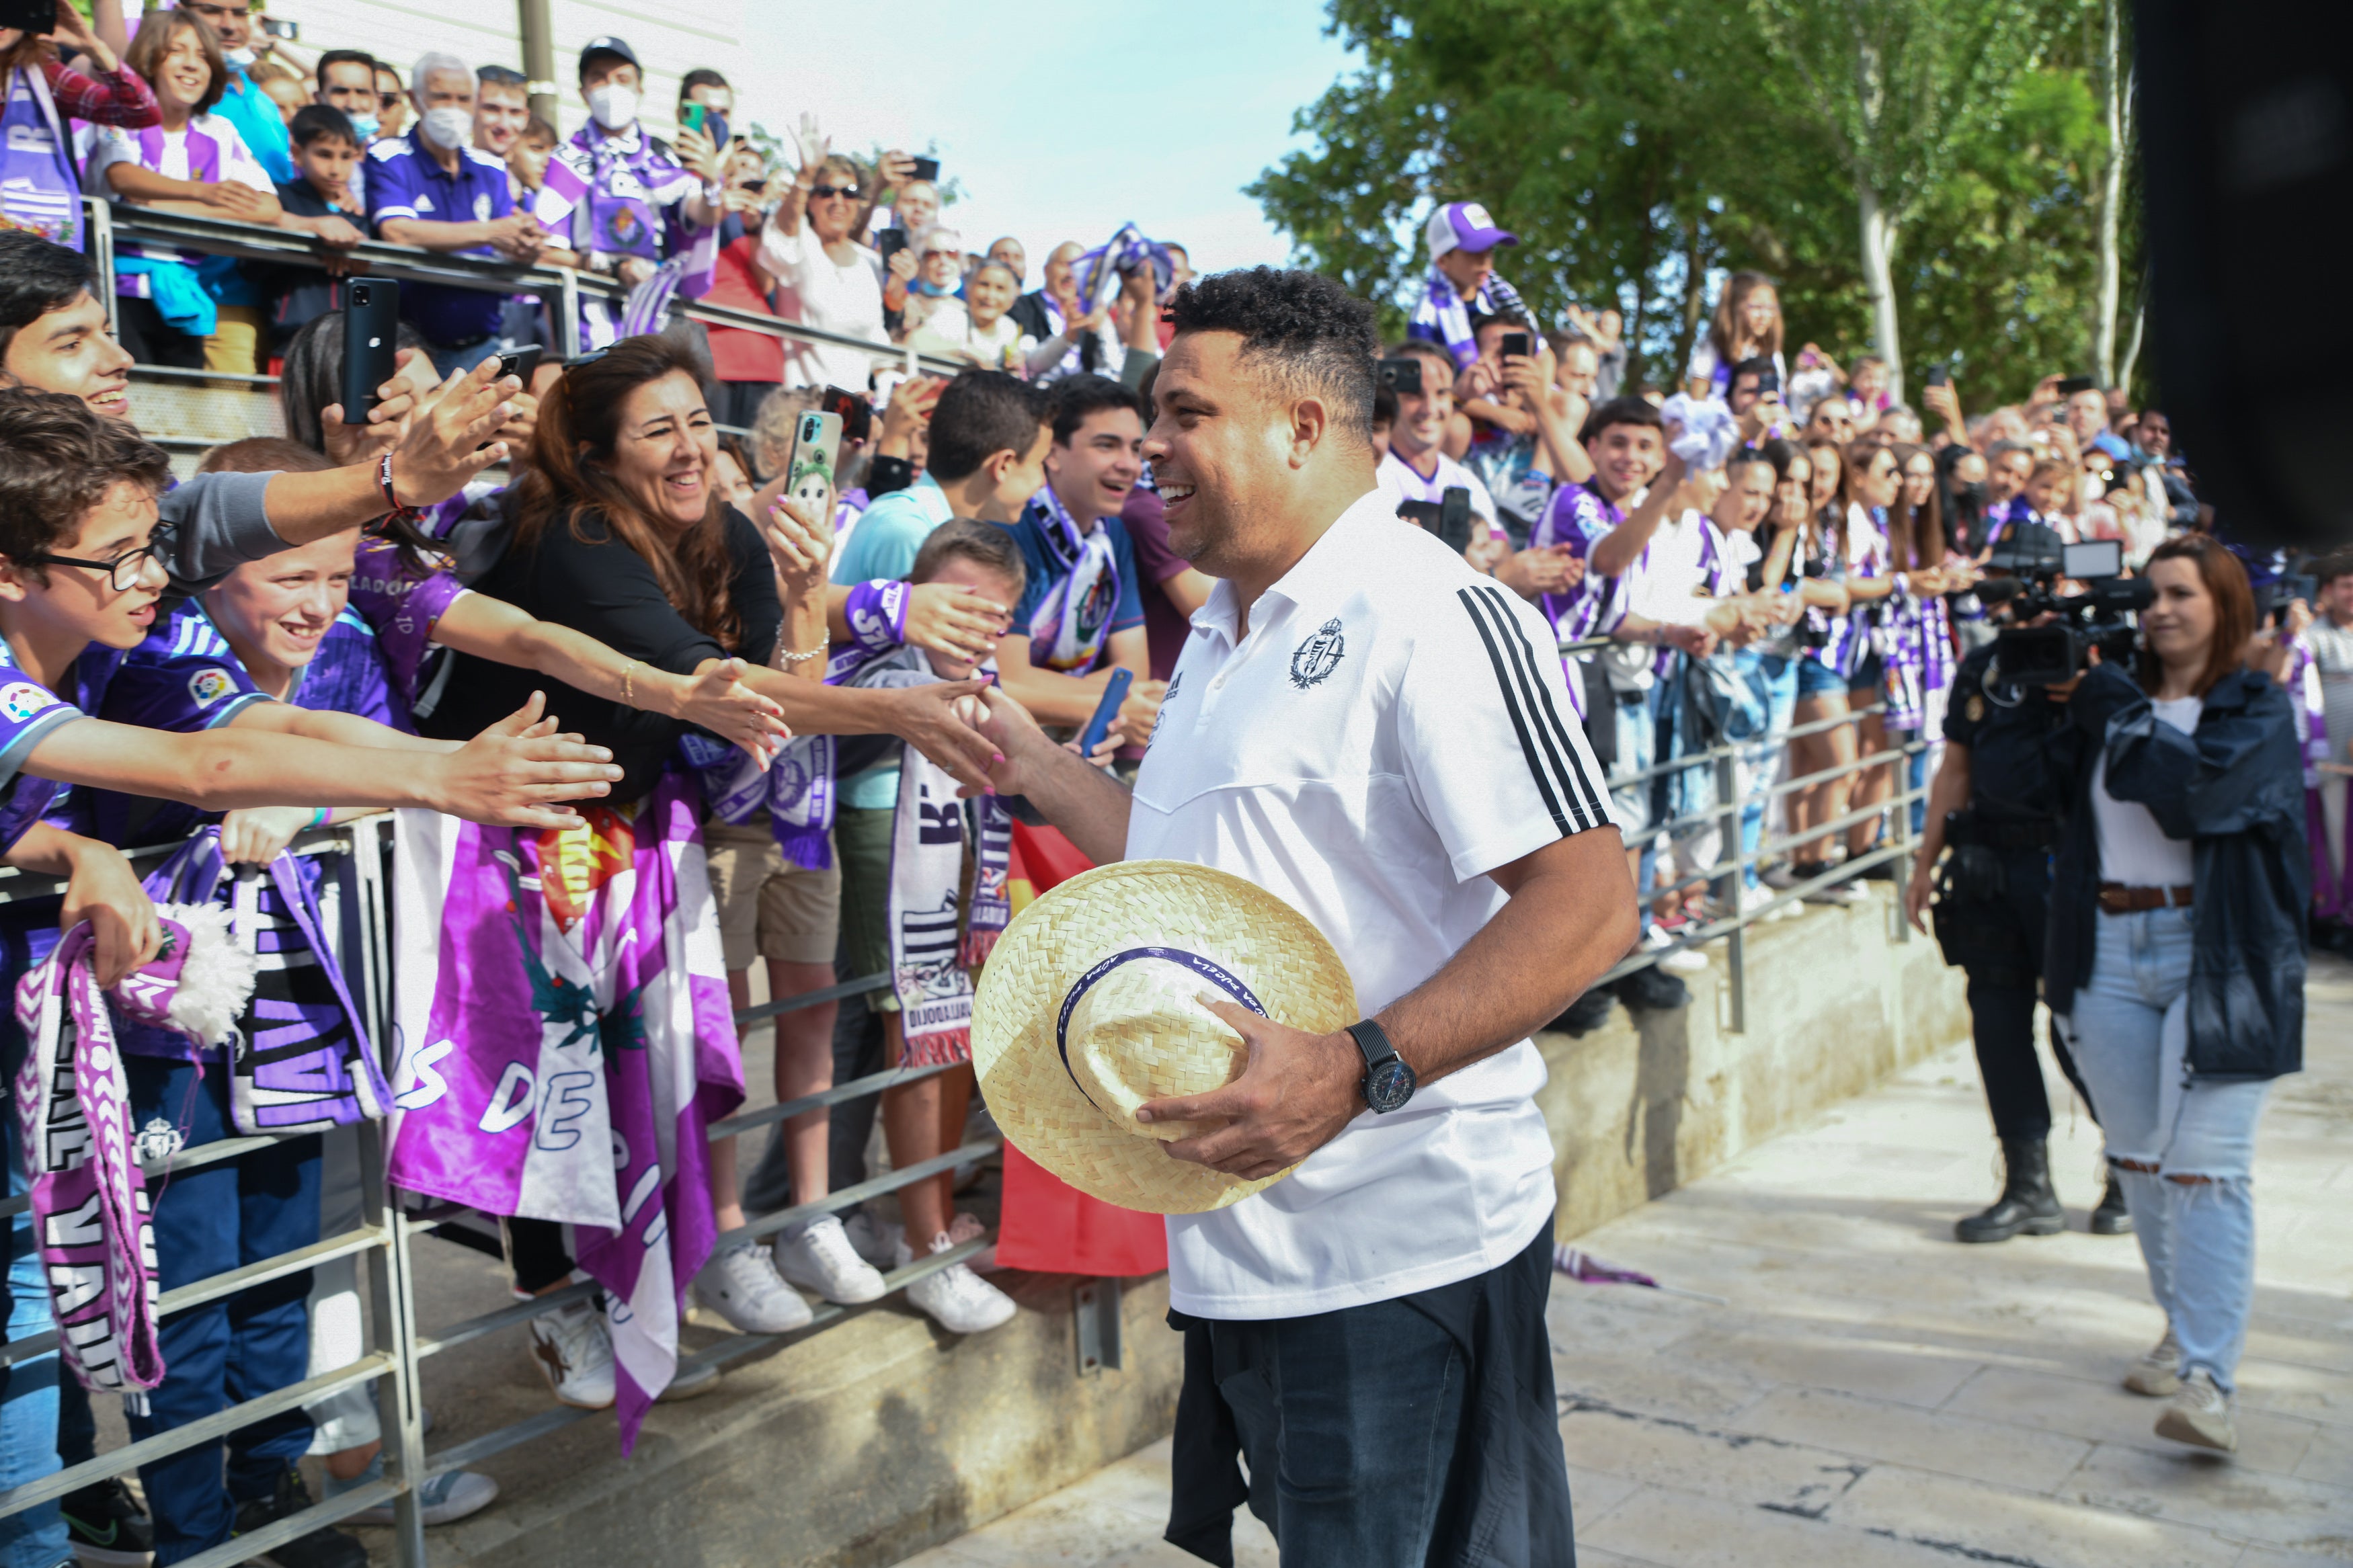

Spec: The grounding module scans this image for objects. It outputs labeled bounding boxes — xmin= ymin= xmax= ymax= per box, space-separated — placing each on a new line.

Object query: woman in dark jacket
xmin=2046 ymin=534 xmax=2305 ymax=1458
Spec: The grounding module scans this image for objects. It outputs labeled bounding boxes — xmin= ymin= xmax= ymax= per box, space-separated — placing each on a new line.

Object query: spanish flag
xmin=991 ymin=821 xmax=1169 ymax=1277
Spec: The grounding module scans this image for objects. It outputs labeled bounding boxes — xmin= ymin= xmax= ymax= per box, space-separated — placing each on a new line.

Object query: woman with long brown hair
xmin=2046 ymin=534 xmax=2306 ymax=1456
xmin=1881 ymin=442 xmax=1970 ymax=833
xmin=1685 ymin=270 xmax=1785 ymax=401
xmin=412 ymin=335 xmax=998 ymax=1420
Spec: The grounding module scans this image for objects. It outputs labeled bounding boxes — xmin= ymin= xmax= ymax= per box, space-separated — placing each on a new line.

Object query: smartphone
xmin=2057 ymin=374 xmax=2098 ymax=398
xmin=1925 ymin=363 xmax=1950 ymax=389
xmin=340 ymin=278 xmax=401 ymax=423
xmin=260 ymin=15 xmax=297 ymax=38
xmin=1755 ymin=368 xmax=1781 ymax=395
xmin=1376 ymin=356 xmax=1423 ymax=397
xmin=782 ymin=410 xmax=843 ymax=530
xmin=1079 ymin=668 xmax=1133 ymax=755
xmin=1437 ymin=487 xmax=1475 ymax=555
xmin=817 ymin=384 xmax=873 ymax=446
xmin=875 ymin=229 xmax=910 ymax=269
xmin=1500 ymin=331 xmax=1532 ymax=361
xmin=496 ymin=343 xmax=544 ymax=386
xmin=2284 ymin=573 xmax=2319 ymax=614
xmin=681 ymin=104 xmax=729 ymax=150
xmin=0 ymin=0 xmax=56 ymax=30
xmin=908 ymin=155 xmax=941 ymax=183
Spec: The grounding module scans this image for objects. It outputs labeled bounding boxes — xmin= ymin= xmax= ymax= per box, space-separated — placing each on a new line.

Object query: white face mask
xmin=586 ymin=84 xmax=639 ymax=132
xmin=347 ymin=112 xmax=380 ymax=140
xmin=420 ymin=106 xmax=474 ymax=151
xmin=223 ymin=46 xmax=256 ymax=70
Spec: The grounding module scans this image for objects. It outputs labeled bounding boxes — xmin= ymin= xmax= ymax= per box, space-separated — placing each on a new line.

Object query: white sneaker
xmin=775 ymin=1214 xmax=888 ymax=1305
xmin=526 ymin=1294 xmax=616 ymax=1409
xmin=2154 ymin=1368 xmax=2237 ymax=1452
xmin=1804 ymin=876 xmax=1867 ymax=907
xmin=840 ymin=1208 xmax=899 ymax=1268
xmin=1643 ymin=926 xmax=1710 ymax=976
xmin=1761 ymin=864 xmax=1800 ymax=891
xmin=898 ymin=1231 xmax=1017 ymax=1334
xmin=2124 ymin=1325 xmax=2182 ymax=1397
xmin=694 ymin=1241 xmax=814 ymax=1333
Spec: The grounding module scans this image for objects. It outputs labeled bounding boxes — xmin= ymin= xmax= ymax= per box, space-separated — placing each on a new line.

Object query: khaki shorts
xmin=703 ymin=819 xmax=842 ymax=971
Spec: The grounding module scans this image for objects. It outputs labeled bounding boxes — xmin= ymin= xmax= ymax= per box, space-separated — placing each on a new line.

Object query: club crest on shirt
xmin=187 ymin=667 xmax=236 ymax=708
xmin=1289 ymin=619 xmax=1346 ymax=690
xmin=134 ymin=1116 xmax=182 ymax=1165
xmin=0 ymin=682 xmax=50 ymax=723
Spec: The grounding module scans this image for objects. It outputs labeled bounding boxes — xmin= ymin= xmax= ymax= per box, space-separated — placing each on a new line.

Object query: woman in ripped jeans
xmin=2044 ymin=534 xmax=2307 ymax=1455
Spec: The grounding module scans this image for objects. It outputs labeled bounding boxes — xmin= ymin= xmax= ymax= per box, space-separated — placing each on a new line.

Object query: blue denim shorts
xmin=1796 ymin=655 xmax=1846 ymax=698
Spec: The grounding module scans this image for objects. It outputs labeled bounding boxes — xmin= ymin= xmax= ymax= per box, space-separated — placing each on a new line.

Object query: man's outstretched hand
xmin=1137 ymin=999 xmax=1363 ymax=1182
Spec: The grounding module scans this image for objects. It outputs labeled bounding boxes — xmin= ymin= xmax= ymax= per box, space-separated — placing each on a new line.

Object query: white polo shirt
xmin=1129 ymin=486 xmax=1616 ymax=1319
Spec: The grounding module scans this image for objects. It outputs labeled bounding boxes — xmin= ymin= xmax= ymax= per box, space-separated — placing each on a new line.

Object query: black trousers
xmin=1957 ymin=850 xmax=2094 ymax=1141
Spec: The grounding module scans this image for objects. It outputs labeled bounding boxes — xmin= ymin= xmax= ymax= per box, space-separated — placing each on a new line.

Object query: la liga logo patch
xmin=0 ymin=682 xmax=52 ymax=723
xmin=187 ymin=667 xmax=237 ymax=707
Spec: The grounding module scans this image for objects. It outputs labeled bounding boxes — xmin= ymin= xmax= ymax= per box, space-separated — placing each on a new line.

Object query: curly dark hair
xmin=0 ymin=390 xmax=173 ymax=582
xmin=1164 ymin=268 xmax=1379 ymax=448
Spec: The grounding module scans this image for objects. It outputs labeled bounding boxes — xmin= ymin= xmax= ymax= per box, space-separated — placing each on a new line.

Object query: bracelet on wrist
xmin=780 ymin=645 xmax=826 ymax=666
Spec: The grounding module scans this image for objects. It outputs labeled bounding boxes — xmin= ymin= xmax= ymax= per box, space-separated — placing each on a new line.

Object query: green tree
xmin=1748 ymin=0 xmax=2066 ymax=402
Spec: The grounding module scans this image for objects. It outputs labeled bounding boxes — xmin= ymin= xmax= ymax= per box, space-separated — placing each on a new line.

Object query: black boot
xmin=1954 ymin=1138 xmax=2066 ymax=1243
xmin=2090 ymin=1169 xmax=2134 ymax=1235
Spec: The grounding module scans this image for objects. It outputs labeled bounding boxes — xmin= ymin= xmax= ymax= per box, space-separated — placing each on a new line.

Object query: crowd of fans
xmin=0 ymin=4 xmax=2336 ymax=1567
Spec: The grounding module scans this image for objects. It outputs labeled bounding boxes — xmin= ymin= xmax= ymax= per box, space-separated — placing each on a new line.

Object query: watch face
xmin=1365 ymin=1058 xmax=1417 ymax=1114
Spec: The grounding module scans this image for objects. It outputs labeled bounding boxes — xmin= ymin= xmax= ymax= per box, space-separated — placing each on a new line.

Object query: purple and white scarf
xmin=1023 ymin=489 xmax=1121 ymax=674
xmin=14 ymin=907 xmax=256 ymax=1403
xmin=1406 ymin=267 xmax=1530 ymax=372
xmin=840 ymin=648 xmax=1013 ymax=1065
xmin=384 ymin=776 xmax=741 ymax=1451
xmin=1 ymin=67 xmax=81 ymax=247
xmin=1882 ymin=577 xmax=1955 ymax=733
xmin=126 ymin=829 xmax=391 ymax=1134
xmin=687 ymin=579 xmax=908 ymax=870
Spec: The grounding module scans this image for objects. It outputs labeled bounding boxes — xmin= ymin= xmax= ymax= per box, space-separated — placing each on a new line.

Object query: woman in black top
xmin=417 ymin=337 xmax=996 ymax=1408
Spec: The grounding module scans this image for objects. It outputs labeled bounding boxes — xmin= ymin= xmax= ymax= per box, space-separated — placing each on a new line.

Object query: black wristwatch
xmin=1345 ymin=1020 xmax=1417 ymax=1114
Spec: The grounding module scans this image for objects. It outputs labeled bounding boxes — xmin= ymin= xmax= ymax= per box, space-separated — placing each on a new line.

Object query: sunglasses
xmin=808 ymin=183 xmax=859 ymax=200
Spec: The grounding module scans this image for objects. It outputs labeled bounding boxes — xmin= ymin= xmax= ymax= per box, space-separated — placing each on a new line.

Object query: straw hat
xmin=973 ymin=860 xmax=1357 ymax=1214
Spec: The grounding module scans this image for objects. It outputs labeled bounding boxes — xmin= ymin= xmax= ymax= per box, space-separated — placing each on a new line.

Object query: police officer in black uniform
xmin=1907 ymin=634 xmax=2130 ymax=1242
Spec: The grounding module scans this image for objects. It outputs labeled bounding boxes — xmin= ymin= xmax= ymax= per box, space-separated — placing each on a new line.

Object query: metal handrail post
xmin=1890 ymin=737 xmax=1919 ymax=946
xmin=85 ymin=198 xmax=118 ymax=338
xmin=555 ymin=269 xmax=582 ymax=360
xmin=1716 ymin=745 xmax=1747 ymax=1034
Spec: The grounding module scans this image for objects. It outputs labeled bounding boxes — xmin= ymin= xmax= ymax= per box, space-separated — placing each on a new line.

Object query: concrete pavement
xmin=898 ymin=953 xmax=2353 ymax=1567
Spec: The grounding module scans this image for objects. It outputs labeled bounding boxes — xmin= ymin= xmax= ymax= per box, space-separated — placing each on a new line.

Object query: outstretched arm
xmin=25 ymin=695 xmax=619 ymax=827
xmin=3 ymin=823 xmax=161 ymax=987
xmin=959 ymin=685 xmax=1133 ymax=865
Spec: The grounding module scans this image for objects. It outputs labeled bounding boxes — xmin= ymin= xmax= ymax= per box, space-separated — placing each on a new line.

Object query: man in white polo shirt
xmin=967 ymin=268 xmax=1636 ymax=1565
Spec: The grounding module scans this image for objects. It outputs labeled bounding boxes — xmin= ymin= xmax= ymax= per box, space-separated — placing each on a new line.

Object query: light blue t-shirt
xmin=214 ymin=71 xmax=295 ymax=185
xmin=830 ymin=474 xmax=956 ymax=809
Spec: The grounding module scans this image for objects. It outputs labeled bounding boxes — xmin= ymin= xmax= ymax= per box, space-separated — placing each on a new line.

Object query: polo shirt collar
xmin=1195 ymin=484 xmax=1388 ymax=647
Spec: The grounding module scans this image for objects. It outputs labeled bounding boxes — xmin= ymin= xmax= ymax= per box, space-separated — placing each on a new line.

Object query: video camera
xmin=1981 ymin=535 xmax=2153 ymax=686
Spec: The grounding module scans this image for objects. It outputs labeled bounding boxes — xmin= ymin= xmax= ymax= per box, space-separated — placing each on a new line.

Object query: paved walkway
xmin=900 ymin=955 xmax=2353 ymax=1568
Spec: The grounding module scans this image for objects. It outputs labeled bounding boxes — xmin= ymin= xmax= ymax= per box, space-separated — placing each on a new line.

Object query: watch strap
xmin=1344 ymin=1019 xmax=1399 ymax=1073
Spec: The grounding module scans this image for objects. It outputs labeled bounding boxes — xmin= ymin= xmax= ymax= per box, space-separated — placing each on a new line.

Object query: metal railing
xmin=1555 ymin=636 xmax=1933 ymax=1034
xmin=0 ymin=815 xmax=996 ymax=1563
xmin=85 ymin=195 xmax=969 ymax=378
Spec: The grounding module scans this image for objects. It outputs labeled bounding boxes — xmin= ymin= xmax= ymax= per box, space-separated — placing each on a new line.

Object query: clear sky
xmin=734 ymin=1 xmax=1359 ymax=288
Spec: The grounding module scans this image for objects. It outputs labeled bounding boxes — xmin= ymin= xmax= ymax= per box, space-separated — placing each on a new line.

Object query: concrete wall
xmin=1538 ymin=886 xmax=1972 ymax=1239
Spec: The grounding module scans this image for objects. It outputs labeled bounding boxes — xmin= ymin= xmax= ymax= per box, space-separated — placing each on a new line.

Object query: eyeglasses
xmin=807 ymin=183 xmax=859 ymax=200
xmin=32 ymin=530 xmax=173 ymax=591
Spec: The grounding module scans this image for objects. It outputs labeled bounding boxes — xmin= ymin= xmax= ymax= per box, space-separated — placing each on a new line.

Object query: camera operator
xmin=1906 ymin=593 xmax=2128 ymax=1243
xmin=2042 ymin=535 xmax=2307 ymax=1454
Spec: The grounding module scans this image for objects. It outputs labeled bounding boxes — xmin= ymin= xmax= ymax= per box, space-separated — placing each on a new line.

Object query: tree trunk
xmin=2091 ymin=0 xmax=2126 ymax=384
xmin=2117 ymin=276 xmax=2148 ymax=397
xmin=1858 ymin=182 xmax=1903 ymax=403
xmin=1676 ymin=215 xmax=1708 ymax=384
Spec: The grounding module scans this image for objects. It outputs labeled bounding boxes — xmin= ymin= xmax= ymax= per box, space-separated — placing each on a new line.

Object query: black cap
xmin=578 ymin=35 xmax=641 ymax=75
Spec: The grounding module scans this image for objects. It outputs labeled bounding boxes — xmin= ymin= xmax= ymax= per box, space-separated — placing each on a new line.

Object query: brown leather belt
xmin=2098 ymin=882 xmax=2194 ymax=913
